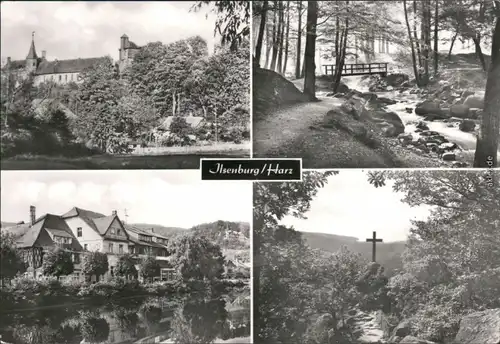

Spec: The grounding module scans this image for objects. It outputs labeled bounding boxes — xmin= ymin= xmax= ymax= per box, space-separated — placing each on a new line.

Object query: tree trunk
xmin=474 ymin=16 xmax=500 ymax=167
xmin=421 ymin=0 xmax=431 ymax=85
xmin=270 ymin=1 xmax=279 ymax=71
xmin=255 ymin=0 xmax=269 ymax=67
xmin=283 ymin=1 xmax=291 ymax=74
xmin=277 ymin=1 xmax=285 ymax=74
xmin=303 ymin=1 xmax=318 ymax=100
xmin=448 ymin=31 xmax=458 ymax=60
xmin=473 ymin=36 xmax=487 ymax=72
xmin=264 ymin=22 xmax=272 ymax=68
xmin=413 ymin=0 xmax=422 ymax=69
xmin=253 ymin=213 xmax=263 ymax=342
xmin=333 ymin=26 xmax=348 ymax=93
xmin=172 ymin=91 xmax=176 ymax=116
xmin=295 ymin=0 xmax=303 ymax=79
xmin=433 ymin=0 xmax=439 ymax=76
xmin=404 ymin=0 xmax=421 ymax=86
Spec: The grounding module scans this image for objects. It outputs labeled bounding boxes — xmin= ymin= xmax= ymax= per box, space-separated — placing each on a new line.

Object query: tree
xmin=115 ymin=254 xmax=138 ymax=279
xmin=303 ymin=1 xmax=318 ymax=100
xmin=80 ymin=312 xmax=110 ymax=344
xmin=474 ymin=8 xmax=500 ymax=168
xmin=139 ymin=255 xmax=160 ymax=281
xmin=404 ymin=0 xmax=422 ymax=85
xmin=81 ymin=251 xmax=109 ymax=281
xmin=41 ymin=248 xmax=74 ymax=279
xmin=255 ymin=1 xmax=269 ymax=66
xmin=0 ymin=231 xmax=26 ymax=282
xmin=169 ymin=235 xmax=225 ymax=282
xmin=192 ymin=1 xmax=250 ymax=51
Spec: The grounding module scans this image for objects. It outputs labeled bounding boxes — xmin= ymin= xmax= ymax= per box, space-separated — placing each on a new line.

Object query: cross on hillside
xmin=366 ymin=231 xmax=383 ymax=262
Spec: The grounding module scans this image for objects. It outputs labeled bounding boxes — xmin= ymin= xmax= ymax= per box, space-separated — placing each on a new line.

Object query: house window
xmin=119 ymin=244 xmax=123 ymax=254
xmin=65 ymin=74 xmax=67 ymax=81
xmin=51 ymin=75 xmax=54 ymax=80
xmin=84 ymin=244 xmax=88 ymax=250
xmin=71 ymin=74 xmax=74 ymax=81
xmin=129 ymin=245 xmax=134 ymax=254
xmin=108 ymin=243 xmax=113 ymax=253
xmin=73 ymin=253 xmax=80 ymax=264
xmin=77 ymin=227 xmax=82 ymax=237
xmin=117 ymin=229 xmax=121 ymax=236
xmin=58 ymin=75 xmax=61 ymax=81
xmin=110 ymin=228 xmax=115 ymax=235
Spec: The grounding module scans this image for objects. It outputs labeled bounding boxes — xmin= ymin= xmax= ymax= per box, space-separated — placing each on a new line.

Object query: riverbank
xmin=0 ymin=277 xmax=249 ymax=312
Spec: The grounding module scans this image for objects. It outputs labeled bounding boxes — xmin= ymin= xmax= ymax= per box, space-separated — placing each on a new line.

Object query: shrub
xmin=41 ymin=248 xmax=74 ymax=279
xmin=139 ymin=255 xmax=160 ymax=280
xmin=81 ymin=251 xmax=109 ymax=280
xmin=169 ymin=116 xmax=193 ymax=137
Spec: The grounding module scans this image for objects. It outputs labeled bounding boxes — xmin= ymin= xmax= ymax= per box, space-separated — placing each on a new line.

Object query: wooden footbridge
xmin=323 ymin=62 xmax=388 ymax=77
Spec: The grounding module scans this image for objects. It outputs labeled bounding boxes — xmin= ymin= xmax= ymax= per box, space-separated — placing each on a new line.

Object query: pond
xmin=0 ymin=289 xmax=250 ymax=344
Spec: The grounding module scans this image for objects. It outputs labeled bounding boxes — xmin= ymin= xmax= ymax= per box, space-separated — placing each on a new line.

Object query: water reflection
xmin=0 ymin=289 xmax=250 ymax=344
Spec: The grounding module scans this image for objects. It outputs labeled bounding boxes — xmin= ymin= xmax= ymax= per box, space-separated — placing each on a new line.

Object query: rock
xmin=439 ymin=142 xmax=457 ymax=151
xmin=454 ymin=309 xmax=500 ymax=344
xmin=323 ymin=109 xmax=369 ymax=140
xmin=452 ymin=161 xmax=468 ymax=168
xmin=416 ymin=121 xmax=429 ymax=130
xmin=459 ymin=120 xmax=476 ymax=132
xmin=469 ymin=108 xmax=483 ymax=119
xmin=400 ymin=335 xmax=435 ymax=344
xmin=420 ymin=130 xmax=440 ymax=137
xmin=415 ymin=101 xmax=442 ymax=116
xmin=387 ymin=85 xmax=394 ymax=91
xmin=426 ymin=142 xmax=439 ymax=150
xmin=371 ymin=111 xmax=405 ymax=137
xmin=463 ymin=95 xmax=484 ymax=109
xmin=391 ymin=320 xmax=412 ymax=339
xmin=347 ymin=309 xmax=357 ymax=316
xmin=377 ymin=96 xmax=397 ymax=105
xmin=360 ymin=92 xmax=378 ymax=102
xmin=442 ymin=152 xmax=456 ymax=161
xmin=334 ymin=93 xmax=345 ymax=98
xmin=428 ymin=135 xmax=447 ymax=144
xmin=385 ymin=73 xmax=410 ymax=87
xmin=461 ymin=90 xmax=475 ymax=99
xmin=326 ymin=92 xmax=335 ymax=97
xmin=405 ymin=107 xmax=413 ymax=113
xmin=331 ymin=80 xmax=350 ymax=94
xmin=450 ymin=104 xmax=470 ymax=119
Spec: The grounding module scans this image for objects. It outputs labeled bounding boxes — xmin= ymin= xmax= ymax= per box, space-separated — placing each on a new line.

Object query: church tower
xmin=25 ymin=31 xmax=39 ymax=74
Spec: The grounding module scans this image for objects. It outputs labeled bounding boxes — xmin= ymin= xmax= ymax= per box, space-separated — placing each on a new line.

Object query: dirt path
xmin=253 ymin=96 xmax=343 ymax=156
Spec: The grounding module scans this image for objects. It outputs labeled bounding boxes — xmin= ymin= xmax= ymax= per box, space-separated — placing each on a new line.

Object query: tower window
xmin=65 ymin=74 xmax=68 ymax=81
xmin=59 ymin=75 xmax=61 ymax=81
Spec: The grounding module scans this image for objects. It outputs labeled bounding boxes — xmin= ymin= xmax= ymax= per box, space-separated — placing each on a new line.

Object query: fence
xmin=323 ymin=62 xmax=389 ymax=76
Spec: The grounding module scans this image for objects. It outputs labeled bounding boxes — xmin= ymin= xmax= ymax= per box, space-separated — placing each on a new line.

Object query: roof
xmin=128 ymin=236 xmax=166 ymax=249
xmin=45 ymin=228 xmax=73 ymax=238
xmin=4 ymin=59 xmax=26 ymax=70
xmin=2 ymin=213 xmax=82 ymax=251
xmin=27 ymin=39 xmax=38 ymax=59
xmin=125 ymin=225 xmax=170 ymax=240
xmin=127 ymin=41 xmax=140 ymax=49
xmin=161 ymin=116 xmax=204 ymax=130
xmin=62 ymin=207 xmax=106 ymax=234
xmin=35 ymin=57 xmax=108 ymax=75
xmin=92 ymin=215 xmax=116 ymax=235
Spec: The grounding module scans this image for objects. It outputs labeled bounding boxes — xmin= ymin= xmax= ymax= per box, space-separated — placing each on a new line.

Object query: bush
xmin=169 ymin=116 xmax=193 ymax=137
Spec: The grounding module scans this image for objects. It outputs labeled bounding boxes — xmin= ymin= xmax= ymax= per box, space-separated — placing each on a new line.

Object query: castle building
xmin=2 ymin=32 xmax=142 ymax=86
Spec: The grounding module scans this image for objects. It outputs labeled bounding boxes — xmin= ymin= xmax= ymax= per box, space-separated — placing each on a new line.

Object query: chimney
xmin=150 ymin=228 xmax=154 ymax=233
xmin=42 ymin=50 xmax=46 ymax=59
xmin=112 ymin=210 xmax=117 ymax=216
xmin=30 ymin=206 xmax=36 ymax=225
xmin=7 ymin=57 xmax=11 ymax=64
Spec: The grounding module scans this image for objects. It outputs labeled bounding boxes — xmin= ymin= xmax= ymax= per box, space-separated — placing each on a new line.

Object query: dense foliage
xmin=139 ymin=255 xmax=160 ymax=280
xmin=255 ymin=170 xmax=500 ymax=343
xmin=115 ymin=253 xmax=138 ymax=279
xmin=81 ymin=251 xmax=109 ymax=280
xmin=0 ymin=231 xmax=26 ymax=281
xmin=41 ymin=248 xmax=75 ymax=279
xmin=170 ymin=235 xmax=225 ymax=282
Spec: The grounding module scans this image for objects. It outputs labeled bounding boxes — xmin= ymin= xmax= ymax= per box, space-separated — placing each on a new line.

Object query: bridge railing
xmin=323 ymin=62 xmax=388 ymax=76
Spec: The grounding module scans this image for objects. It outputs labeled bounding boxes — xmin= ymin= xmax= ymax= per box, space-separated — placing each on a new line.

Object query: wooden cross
xmin=366 ymin=231 xmax=383 ymax=262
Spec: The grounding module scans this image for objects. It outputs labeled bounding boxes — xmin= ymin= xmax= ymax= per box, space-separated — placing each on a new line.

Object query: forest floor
xmin=0 ymin=150 xmax=250 ymax=170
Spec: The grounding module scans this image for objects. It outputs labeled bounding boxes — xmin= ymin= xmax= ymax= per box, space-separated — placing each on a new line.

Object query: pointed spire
xmin=26 ymin=31 xmax=38 ymax=59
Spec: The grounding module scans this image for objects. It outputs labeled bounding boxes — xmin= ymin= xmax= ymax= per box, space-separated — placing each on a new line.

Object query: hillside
xmin=301 ymin=231 xmax=406 ymax=276
xmin=190 ymin=221 xmax=250 ymax=250
xmin=128 ymin=223 xmax=187 ymax=237
xmin=1 ymin=221 xmax=18 ymax=228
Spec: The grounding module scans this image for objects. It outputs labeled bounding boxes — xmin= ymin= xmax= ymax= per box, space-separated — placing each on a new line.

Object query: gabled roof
xmin=127 ymin=41 xmax=140 ymax=49
xmin=2 ymin=213 xmax=82 ymax=251
xmin=35 ymin=57 xmax=108 ymax=75
xmin=4 ymin=59 xmax=26 ymax=70
xmin=93 ymin=215 xmax=116 ymax=235
xmin=125 ymin=225 xmax=170 ymax=240
xmin=62 ymin=207 xmax=105 ymax=234
xmin=127 ymin=236 xmax=166 ymax=249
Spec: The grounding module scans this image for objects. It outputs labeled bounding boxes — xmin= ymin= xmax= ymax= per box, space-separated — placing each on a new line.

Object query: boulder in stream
xmin=442 ymin=152 xmax=456 ymax=161
xmin=459 ymin=120 xmax=476 ymax=132
xmin=416 ymin=121 xmax=429 ymax=130
xmin=469 ymin=108 xmax=483 ymax=119
xmin=439 ymin=142 xmax=457 ymax=151
xmin=450 ymin=104 xmax=470 ymax=119
xmin=463 ymin=95 xmax=484 ymax=109
xmin=454 ymin=308 xmax=500 ymax=344
xmin=370 ymin=111 xmax=405 ymax=137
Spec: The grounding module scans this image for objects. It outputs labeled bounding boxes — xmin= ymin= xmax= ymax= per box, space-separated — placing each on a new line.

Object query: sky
xmin=281 ymin=170 xmax=433 ymax=242
xmin=0 ymin=170 xmax=252 ymax=228
xmin=0 ymin=1 xmax=217 ymax=63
